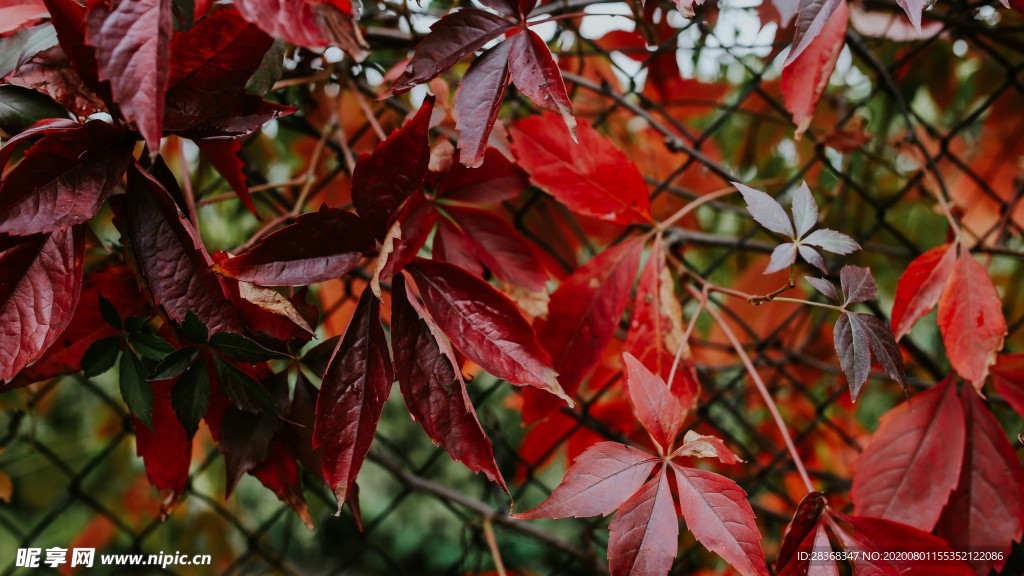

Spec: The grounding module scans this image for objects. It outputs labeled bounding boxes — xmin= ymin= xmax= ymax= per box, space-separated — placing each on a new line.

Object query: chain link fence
xmin=2 ymin=0 xmax=1024 ymax=573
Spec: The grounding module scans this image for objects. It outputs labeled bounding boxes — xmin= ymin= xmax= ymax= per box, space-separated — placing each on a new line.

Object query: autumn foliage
xmin=1 ymin=0 xmax=1023 ymax=573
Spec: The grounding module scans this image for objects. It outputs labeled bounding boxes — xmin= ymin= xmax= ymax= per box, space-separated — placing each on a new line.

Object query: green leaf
xmin=150 ymin=347 xmax=200 ymax=380
xmin=129 ymin=332 xmax=176 ymax=361
xmin=181 ymin=311 xmax=209 ymax=344
xmin=209 ymin=332 xmax=291 ymax=363
xmin=246 ymin=39 xmax=286 ymax=96
xmin=213 ymin=357 xmax=276 ymax=414
xmin=0 ymin=85 xmax=68 ymax=137
xmin=82 ymin=337 xmax=121 ymax=378
xmin=98 ymin=295 xmax=122 ymax=330
xmin=119 ymin=348 xmax=154 ymax=428
xmin=172 ymin=360 xmax=210 ymax=438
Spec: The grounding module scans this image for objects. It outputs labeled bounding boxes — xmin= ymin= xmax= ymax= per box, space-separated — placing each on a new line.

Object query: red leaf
xmin=779 ymin=521 xmax=836 ymax=576
xmin=672 ymin=464 xmax=769 ymax=576
xmin=392 ymin=274 xmax=507 ymax=492
xmin=437 ymin=148 xmax=528 ymax=204
xmin=622 ymin=352 xmax=684 ymax=450
xmin=377 ymin=193 xmax=438 ymax=281
xmin=195 ymin=139 xmax=258 ymax=217
xmin=41 ymin=0 xmax=110 ymax=103
xmin=0 ymin=0 xmax=47 ymax=36
xmin=13 ymin=264 xmax=147 ymax=385
xmin=250 ymin=439 xmax=314 ymax=529
xmin=164 ymin=7 xmax=273 ymax=134
xmin=833 ymin=514 xmax=974 ymax=576
xmin=624 ymin=238 xmax=699 ymax=405
xmin=433 ymin=216 xmax=486 ymax=277
xmin=122 ymin=161 xmax=244 ymax=333
xmin=510 ymin=113 xmax=652 ymax=225
xmin=607 ymin=470 xmax=678 ymax=576
xmin=512 ymin=441 xmax=658 ymax=519
xmin=0 ymin=120 xmax=132 ymax=234
xmin=444 ymin=206 xmax=548 ymax=292
xmin=0 ymin=226 xmax=84 ymax=383
xmin=405 ymin=257 xmax=569 ymax=403
xmin=507 ymin=28 xmax=576 ymax=137
xmin=352 ymin=95 xmax=434 ymax=239
xmin=937 ymin=386 xmax=1024 ymax=575
xmin=234 ymin=0 xmax=368 ymax=58
xmin=85 ymin=0 xmax=173 ymax=152
xmin=937 ymin=252 xmax=1007 ymax=388
xmin=134 ymin=378 xmax=192 ymax=515
xmin=851 ymin=377 xmax=965 ymax=531
xmin=775 ymin=492 xmax=828 ymax=574
xmin=524 ymin=238 xmax=643 ymax=422
xmin=313 ymin=288 xmax=393 ymax=508
xmin=781 ymin=0 xmax=847 ymax=138
xmin=784 ymin=0 xmax=844 ymax=66
xmin=387 ymin=9 xmax=516 ymax=96
xmin=454 ymin=40 xmax=511 ymax=168
xmin=991 ymin=353 xmax=1024 ymax=417
xmin=891 ymin=243 xmax=956 ymax=340
xmin=212 ymin=206 xmax=373 ymax=286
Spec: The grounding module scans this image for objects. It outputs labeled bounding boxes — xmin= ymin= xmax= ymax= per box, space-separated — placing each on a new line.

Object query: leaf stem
xmin=482 ymin=517 xmax=508 ymax=576
xmin=686 ymin=284 xmax=815 ymax=493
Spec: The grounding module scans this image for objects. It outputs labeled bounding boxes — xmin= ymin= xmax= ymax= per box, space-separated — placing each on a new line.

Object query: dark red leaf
xmin=212 ymin=205 xmax=374 ymax=286
xmin=4 ymin=45 xmax=108 ymax=117
xmin=377 ymin=193 xmax=438 ymax=281
xmin=437 ymin=147 xmax=528 ymax=204
xmin=454 ymin=40 xmax=511 ymax=168
xmin=352 ymin=95 xmax=434 ymax=239
xmin=524 ymin=237 xmax=644 ymax=422
xmin=839 ymin=265 xmax=877 ymax=306
xmin=775 ymin=492 xmax=828 ymax=573
xmin=12 ymin=264 xmax=147 ymax=385
xmin=122 ymin=161 xmax=245 ymax=333
xmin=134 ymin=378 xmax=192 ymax=516
xmin=444 ymin=206 xmax=548 ymax=292
xmin=991 ymin=353 xmax=1024 ymax=417
xmin=386 ymin=9 xmax=516 ymax=96
xmin=781 ymin=0 xmax=847 ymax=137
xmin=433 ymin=216 xmax=485 ymax=277
xmin=510 ymin=113 xmax=652 ymax=225
xmin=405 ymin=257 xmax=568 ymax=403
xmin=507 ymin=28 xmax=576 ymax=137
xmin=250 ymin=439 xmax=314 ymax=529
xmin=392 ymin=274 xmax=507 ymax=492
xmin=0 ymin=225 xmax=84 ymax=383
xmin=624 ymin=238 xmax=699 ymax=405
xmin=85 ymin=0 xmax=173 ymax=152
xmin=512 ymin=441 xmax=658 ymax=519
xmin=164 ymin=7 xmax=273 ymax=133
xmin=937 ymin=252 xmax=1007 ymax=389
xmin=891 ymin=243 xmax=956 ymax=340
xmin=851 ymin=377 xmax=964 ymax=531
xmin=41 ymin=0 xmax=110 ymax=102
xmin=672 ymin=464 xmax=769 ymax=576
xmin=234 ymin=0 xmax=368 ymax=58
xmin=607 ymin=470 xmax=678 ymax=576
xmin=779 ymin=520 xmax=836 ymax=576
xmin=937 ymin=386 xmax=1024 ymax=575
xmin=0 ymin=117 xmax=81 ymax=172
xmin=171 ymin=93 xmax=294 ymax=139
xmin=313 ymin=288 xmax=393 ymax=509
xmin=622 ymin=352 xmax=683 ymax=450
xmin=195 ymin=139 xmax=258 ymax=217
xmin=0 ymin=120 xmax=132 ymax=234
xmin=833 ymin=514 xmax=973 ymax=576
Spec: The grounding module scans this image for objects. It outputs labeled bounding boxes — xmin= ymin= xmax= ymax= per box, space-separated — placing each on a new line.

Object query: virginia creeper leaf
xmin=233 ymin=0 xmax=369 ymax=58
xmin=735 ymin=181 xmax=794 ymax=237
xmin=120 ymin=346 xmax=154 ymax=427
xmin=673 ymin=430 xmax=743 ymax=464
xmin=622 ymin=352 xmax=684 ymax=450
xmin=937 ymin=252 xmax=1007 ymax=388
xmin=607 ymin=470 xmax=678 ymax=576
xmin=507 ymin=29 xmax=576 ymax=137
xmin=454 ymin=40 xmax=511 ymax=168
xmin=891 ymin=243 xmax=956 ymax=340
xmin=781 ymin=0 xmax=848 ymax=137
xmin=134 ymin=378 xmax=192 ymax=511
xmin=775 ymin=492 xmax=828 ymax=574
xmin=170 ymin=358 xmax=210 ymax=438
xmin=991 ymin=353 xmax=1024 ymax=418
xmin=784 ymin=0 xmax=844 ymax=66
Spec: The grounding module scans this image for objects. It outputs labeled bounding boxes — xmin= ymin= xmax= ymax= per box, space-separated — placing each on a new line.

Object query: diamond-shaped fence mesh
xmin=1 ymin=0 xmax=1023 ymax=574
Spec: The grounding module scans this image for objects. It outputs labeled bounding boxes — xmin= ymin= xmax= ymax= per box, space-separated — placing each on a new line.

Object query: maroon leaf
xmin=937 ymin=386 xmax=1024 ymax=575
xmin=405 ymin=257 xmax=568 ymax=403
xmin=851 ymin=377 xmax=965 ymax=531
xmin=454 ymin=40 xmax=511 ymax=168
xmin=775 ymin=492 xmax=828 ymax=574
xmin=42 ymin=0 xmax=110 ymax=103
xmin=164 ymin=7 xmax=273 ymax=133
xmin=377 ymin=193 xmax=438 ymax=281
xmin=443 ymin=206 xmax=548 ymax=292
xmin=0 ymin=118 xmax=81 ymax=174
xmin=313 ymin=288 xmax=393 ymax=509
xmin=833 ymin=312 xmax=869 ymax=400
xmin=0 ymin=120 xmax=132 ymax=235
xmin=386 ymin=9 xmax=516 ymax=96
xmin=122 ymin=161 xmax=244 ymax=333
xmin=213 ymin=206 xmax=373 ymax=286
xmin=0 ymin=226 xmax=84 ymax=383
xmin=195 ymin=139 xmax=258 ymax=217
xmin=992 ymin=353 xmax=1024 ymax=418
xmin=249 ymin=439 xmax=314 ymax=528
xmin=673 ymin=464 xmax=769 ymax=576
xmin=233 ymin=0 xmax=368 ymax=58
xmin=433 ymin=216 xmax=485 ymax=277
xmin=512 ymin=441 xmax=658 ymax=519
xmin=622 ymin=352 xmax=684 ymax=450
xmin=171 ymin=93 xmax=294 ymax=139
xmin=524 ymin=237 xmax=643 ymax=422
xmin=779 ymin=521 xmax=836 ymax=576
xmin=134 ymin=378 xmax=192 ymax=516
xmin=392 ymin=274 xmax=507 ymax=492
xmin=507 ymin=28 xmax=576 ymax=137
xmin=510 ymin=114 xmax=652 ymax=225
xmin=891 ymin=243 xmax=956 ymax=340
xmin=352 ymin=95 xmax=434 ymax=239
xmin=839 ymin=265 xmax=877 ymax=305
xmin=85 ymin=0 xmax=173 ymax=152
xmin=607 ymin=470 xmax=678 ymax=576
xmin=4 ymin=44 xmax=108 ymax=117
xmin=437 ymin=147 xmax=528 ymax=204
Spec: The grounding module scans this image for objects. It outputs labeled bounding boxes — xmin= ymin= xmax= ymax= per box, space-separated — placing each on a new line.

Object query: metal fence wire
xmin=2 ymin=0 xmax=1024 ymax=574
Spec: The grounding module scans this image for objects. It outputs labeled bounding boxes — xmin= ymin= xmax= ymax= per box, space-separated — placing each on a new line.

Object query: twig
xmin=482 ymin=518 xmax=508 ymax=576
